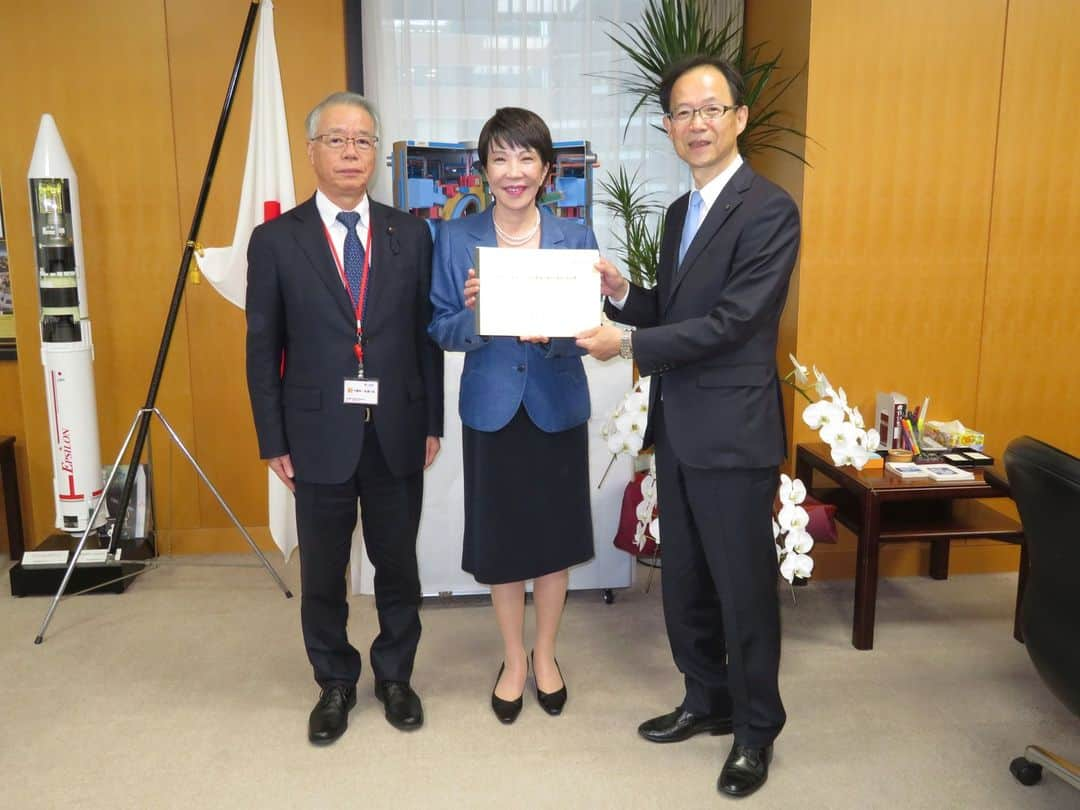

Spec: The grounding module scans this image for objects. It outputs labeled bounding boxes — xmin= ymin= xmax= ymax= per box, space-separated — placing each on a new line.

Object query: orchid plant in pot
xmin=601 ymin=356 xmax=880 ymax=586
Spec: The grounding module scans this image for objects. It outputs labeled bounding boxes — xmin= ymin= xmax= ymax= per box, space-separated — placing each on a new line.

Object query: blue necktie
xmin=336 ymin=210 xmax=365 ymax=310
xmin=677 ymin=190 xmax=703 ymax=269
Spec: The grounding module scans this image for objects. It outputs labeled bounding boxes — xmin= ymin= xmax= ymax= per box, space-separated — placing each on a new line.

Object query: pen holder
xmin=887 ymin=449 xmax=913 ymax=463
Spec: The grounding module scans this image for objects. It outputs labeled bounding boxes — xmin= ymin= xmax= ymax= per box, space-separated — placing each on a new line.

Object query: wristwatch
xmin=619 ymin=330 xmax=634 ymax=360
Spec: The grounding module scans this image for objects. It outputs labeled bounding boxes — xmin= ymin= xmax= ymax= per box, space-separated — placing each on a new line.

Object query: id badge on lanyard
xmin=325 ymin=220 xmax=380 ymax=406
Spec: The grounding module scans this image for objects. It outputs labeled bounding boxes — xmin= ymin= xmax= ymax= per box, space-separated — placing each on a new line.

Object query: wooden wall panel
xmin=0 ymin=0 xmax=197 ymax=545
xmin=743 ymin=0 xmax=811 ymax=468
xmin=165 ymin=0 xmax=344 ymax=537
xmin=794 ymin=0 xmax=1007 ymax=448
xmin=0 ymin=0 xmax=344 ymax=552
xmin=977 ymin=0 xmax=1080 ymax=459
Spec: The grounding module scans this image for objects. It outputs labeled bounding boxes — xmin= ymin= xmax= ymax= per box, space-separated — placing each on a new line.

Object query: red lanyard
xmin=323 ymin=220 xmax=373 ymax=368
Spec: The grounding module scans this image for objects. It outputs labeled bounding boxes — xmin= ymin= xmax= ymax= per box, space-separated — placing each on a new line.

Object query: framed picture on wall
xmin=0 ymin=179 xmax=16 ymax=360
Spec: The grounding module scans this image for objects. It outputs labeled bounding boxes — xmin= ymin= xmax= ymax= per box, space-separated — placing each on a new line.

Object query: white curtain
xmin=360 ymin=0 xmax=690 ymax=259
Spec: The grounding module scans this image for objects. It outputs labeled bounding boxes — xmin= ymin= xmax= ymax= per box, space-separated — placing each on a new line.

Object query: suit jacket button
xmin=516 ymin=364 xmax=526 ymax=372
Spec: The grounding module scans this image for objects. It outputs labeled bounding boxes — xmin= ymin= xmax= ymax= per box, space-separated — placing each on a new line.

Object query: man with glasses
xmin=578 ymin=56 xmax=800 ymax=797
xmin=246 ymin=91 xmax=443 ymax=745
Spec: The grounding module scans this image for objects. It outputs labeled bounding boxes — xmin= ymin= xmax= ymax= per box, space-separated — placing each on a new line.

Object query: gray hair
xmin=305 ymin=92 xmax=380 ymax=139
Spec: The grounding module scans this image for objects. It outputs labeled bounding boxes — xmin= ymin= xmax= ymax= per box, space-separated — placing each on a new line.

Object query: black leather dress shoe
xmin=374 ymin=681 xmax=424 ymax=731
xmin=531 ymin=651 xmax=567 ymax=716
xmin=308 ymin=685 xmax=356 ymax=745
xmin=638 ymin=707 xmax=733 ymax=743
xmin=491 ymin=663 xmax=524 ymax=724
xmin=718 ymin=743 xmax=773 ymax=798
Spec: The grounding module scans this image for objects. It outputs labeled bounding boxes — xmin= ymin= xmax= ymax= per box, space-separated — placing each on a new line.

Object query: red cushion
xmin=803 ymin=494 xmax=839 ymax=544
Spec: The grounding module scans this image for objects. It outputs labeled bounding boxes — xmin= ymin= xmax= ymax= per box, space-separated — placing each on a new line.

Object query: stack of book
xmin=885 ymin=461 xmax=975 ymax=481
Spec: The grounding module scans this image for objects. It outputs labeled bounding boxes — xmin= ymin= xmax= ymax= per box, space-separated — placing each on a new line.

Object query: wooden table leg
xmin=1 ymin=437 xmax=26 ymax=561
xmin=852 ymin=492 xmax=880 ymax=650
xmin=1013 ymin=540 xmax=1027 ymax=643
xmin=929 ymin=540 xmax=950 ymax=580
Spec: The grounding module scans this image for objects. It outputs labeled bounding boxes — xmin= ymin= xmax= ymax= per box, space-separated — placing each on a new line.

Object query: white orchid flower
xmin=780 ymin=552 xmax=815 ymax=583
xmin=850 ymin=405 xmax=865 ymax=429
xmin=635 ymin=376 xmax=651 ymax=397
xmin=788 ymin=354 xmax=809 ymax=385
xmin=830 ymin=444 xmax=860 ymax=467
xmin=635 ymin=499 xmax=655 ymax=523
xmin=777 ymin=503 xmax=809 ymax=532
xmin=648 ymin=517 xmax=660 ymax=543
xmin=614 ymin=411 xmax=645 ymax=436
xmin=634 ymin=522 xmax=648 ymax=550
xmin=606 ymin=432 xmax=643 ymax=456
xmin=783 ymin=526 xmax=814 ymax=554
xmin=640 ymin=473 xmax=656 ymax=500
xmin=775 ymin=542 xmax=783 ymax=561
xmin=772 ymin=518 xmax=781 ymax=540
xmin=828 ymin=421 xmax=862 ymax=449
xmin=778 ymin=473 xmax=807 ymax=505
xmin=848 ymin=446 xmax=878 ymax=470
xmin=626 ymin=391 xmax=649 ymax=415
xmin=812 ymin=366 xmax=831 ymax=398
xmin=803 ymin=399 xmax=844 ymax=431
xmin=829 ymin=386 xmax=848 ymax=408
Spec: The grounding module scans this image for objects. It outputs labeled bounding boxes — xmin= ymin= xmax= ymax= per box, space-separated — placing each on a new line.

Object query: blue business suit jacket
xmin=429 ymin=207 xmax=596 ymax=433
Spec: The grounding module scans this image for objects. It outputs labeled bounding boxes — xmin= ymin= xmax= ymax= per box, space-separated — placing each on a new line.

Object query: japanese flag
xmin=194 ymin=0 xmax=300 ymax=560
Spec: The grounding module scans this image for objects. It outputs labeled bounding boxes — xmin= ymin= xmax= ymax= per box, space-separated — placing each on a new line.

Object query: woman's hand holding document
xmin=473 ymin=246 xmax=601 ymax=338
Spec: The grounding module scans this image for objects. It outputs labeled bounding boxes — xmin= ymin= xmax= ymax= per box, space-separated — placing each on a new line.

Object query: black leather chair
xmin=1003 ymin=436 xmax=1080 ymax=791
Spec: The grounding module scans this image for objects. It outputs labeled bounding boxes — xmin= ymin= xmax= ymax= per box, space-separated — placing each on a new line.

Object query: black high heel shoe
xmin=491 ymin=662 xmax=524 ymax=724
xmin=532 ymin=651 xmax=567 ymax=715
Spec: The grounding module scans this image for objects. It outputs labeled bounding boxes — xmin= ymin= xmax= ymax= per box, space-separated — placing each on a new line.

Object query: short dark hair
xmin=659 ymin=56 xmax=745 ymax=113
xmin=477 ymin=107 xmax=556 ymax=176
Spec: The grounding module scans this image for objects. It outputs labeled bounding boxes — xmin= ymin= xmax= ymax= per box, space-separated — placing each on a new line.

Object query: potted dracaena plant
xmin=597 ymin=0 xmax=810 ymax=288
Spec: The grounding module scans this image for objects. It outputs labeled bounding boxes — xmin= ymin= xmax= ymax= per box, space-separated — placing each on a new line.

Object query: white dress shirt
xmin=315 ymin=189 xmax=371 ymax=286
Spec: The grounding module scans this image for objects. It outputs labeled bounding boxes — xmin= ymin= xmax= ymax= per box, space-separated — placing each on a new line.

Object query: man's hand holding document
xmin=474 ymin=246 xmax=601 ymax=337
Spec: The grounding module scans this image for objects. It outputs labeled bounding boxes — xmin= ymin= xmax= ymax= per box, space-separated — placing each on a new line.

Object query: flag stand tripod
xmin=32 ymin=1 xmax=293 ymax=643
xmin=34 ymin=407 xmax=292 ymax=643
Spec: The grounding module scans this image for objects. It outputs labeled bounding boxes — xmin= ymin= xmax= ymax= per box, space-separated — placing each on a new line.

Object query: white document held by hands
xmin=475 ymin=247 xmax=601 ymax=337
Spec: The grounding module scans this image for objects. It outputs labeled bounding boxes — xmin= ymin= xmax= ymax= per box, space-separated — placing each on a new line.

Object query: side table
xmin=1 ymin=435 xmax=26 ymax=561
xmin=795 ymin=442 xmax=1024 ymax=650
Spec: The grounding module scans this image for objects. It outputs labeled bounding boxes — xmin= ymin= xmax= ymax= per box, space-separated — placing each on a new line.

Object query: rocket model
xmin=27 ymin=114 xmax=105 ymax=534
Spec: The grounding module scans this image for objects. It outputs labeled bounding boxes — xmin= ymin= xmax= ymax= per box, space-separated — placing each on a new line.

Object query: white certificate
xmin=475 ymin=247 xmax=601 ymax=337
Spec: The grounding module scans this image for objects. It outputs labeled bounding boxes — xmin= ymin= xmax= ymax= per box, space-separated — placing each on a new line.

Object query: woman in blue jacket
xmin=429 ymin=108 xmax=595 ymax=724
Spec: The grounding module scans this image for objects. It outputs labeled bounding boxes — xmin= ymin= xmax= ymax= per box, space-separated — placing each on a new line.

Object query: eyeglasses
xmin=310 ymin=133 xmax=379 ymax=151
xmin=664 ymin=104 xmax=740 ymax=125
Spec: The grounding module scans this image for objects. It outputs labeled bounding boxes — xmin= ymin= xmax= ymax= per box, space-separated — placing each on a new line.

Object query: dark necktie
xmin=336 ymin=210 xmax=364 ymax=310
xmin=677 ymin=190 xmax=703 ymax=270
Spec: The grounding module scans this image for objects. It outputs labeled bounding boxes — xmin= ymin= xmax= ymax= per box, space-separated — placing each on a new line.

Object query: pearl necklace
xmin=493 ymin=208 xmax=540 ymax=246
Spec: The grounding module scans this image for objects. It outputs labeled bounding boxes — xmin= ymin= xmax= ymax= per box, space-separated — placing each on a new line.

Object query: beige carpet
xmin=1 ymin=554 xmax=1075 ymax=809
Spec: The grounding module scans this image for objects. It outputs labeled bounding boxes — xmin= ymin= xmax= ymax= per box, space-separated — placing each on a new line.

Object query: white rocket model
xmin=27 ymin=114 xmax=105 ymax=534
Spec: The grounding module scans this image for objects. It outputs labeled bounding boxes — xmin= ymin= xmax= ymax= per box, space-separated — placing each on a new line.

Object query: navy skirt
xmin=461 ymin=406 xmax=594 ymax=584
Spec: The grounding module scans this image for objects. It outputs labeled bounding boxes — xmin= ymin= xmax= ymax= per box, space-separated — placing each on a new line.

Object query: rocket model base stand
xmin=9 ymin=533 xmax=151 ymax=597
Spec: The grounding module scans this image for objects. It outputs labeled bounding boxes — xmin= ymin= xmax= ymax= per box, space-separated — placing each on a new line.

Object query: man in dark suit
xmin=577 ymin=57 xmax=800 ymax=797
xmin=246 ymin=92 xmax=443 ymax=745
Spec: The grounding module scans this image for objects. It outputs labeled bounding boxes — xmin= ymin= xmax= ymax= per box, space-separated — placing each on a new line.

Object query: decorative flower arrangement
xmin=634 ymin=455 xmax=660 ymax=552
xmin=601 ymin=356 xmax=879 ymax=584
xmin=598 ymin=375 xmax=650 ymax=487
xmin=599 ymin=376 xmax=658 ymax=555
xmin=774 ymin=472 xmax=814 ymax=582
xmin=786 ymin=355 xmax=880 ymax=471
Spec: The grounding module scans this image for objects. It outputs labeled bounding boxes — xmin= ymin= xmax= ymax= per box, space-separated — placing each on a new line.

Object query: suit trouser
xmin=654 ymin=408 xmax=786 ymax=748
xmin=293 ymin=424 xmax=423 ymax=689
